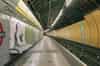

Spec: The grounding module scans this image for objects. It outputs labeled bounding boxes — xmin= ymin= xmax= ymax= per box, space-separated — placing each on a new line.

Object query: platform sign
xmin=0 ymin=22 xmax=5 ymax=46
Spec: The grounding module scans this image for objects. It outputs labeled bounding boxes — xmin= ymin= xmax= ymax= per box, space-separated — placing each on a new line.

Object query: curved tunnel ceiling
xmin=24 ymin=0 xmax=65 ymax=29
xmin=24 ymin=0 xmax=100 ymax=30
xmin=51 ymin=0 xmax=100 ymax=30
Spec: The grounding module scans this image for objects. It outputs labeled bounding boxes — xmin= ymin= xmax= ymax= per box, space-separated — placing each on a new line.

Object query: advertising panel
xmin=0 ymin=22 xmax=5 ymax=46
xmin=10 ymin=17 xmax=25 ymax=49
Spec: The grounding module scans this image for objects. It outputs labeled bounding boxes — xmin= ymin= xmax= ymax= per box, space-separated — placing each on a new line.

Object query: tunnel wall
xmin=0 ymin=13 xmax=43 ymax=54
xmin=0 ymin=13 xmax=10 ymax=66
xmin=48 ymin=9 xmax=100 ymax=48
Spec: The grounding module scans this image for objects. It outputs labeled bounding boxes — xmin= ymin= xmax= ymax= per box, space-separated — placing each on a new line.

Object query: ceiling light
xmin=65 ymin=0 xmax=72 ymax=7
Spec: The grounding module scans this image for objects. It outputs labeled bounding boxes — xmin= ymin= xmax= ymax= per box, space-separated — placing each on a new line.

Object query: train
xmin=47 ymin=9 xmax=100 ymax=48
xmin=0 ymin=13 xmax=43 ymax=66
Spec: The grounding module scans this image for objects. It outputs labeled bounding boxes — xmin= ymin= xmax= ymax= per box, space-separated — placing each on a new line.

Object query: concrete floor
xmin=14 ymin=36 xmax=71 ymax=66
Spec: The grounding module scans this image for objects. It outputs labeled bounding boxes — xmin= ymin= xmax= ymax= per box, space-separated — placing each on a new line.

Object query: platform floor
xmin=14 ymin=36 xmax=71 ymax=66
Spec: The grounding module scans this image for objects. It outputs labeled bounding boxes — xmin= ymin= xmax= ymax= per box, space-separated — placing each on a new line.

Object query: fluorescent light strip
xmin=16 ymin=0 xmax=42 ymax=29
xmin=51 ymin=8 xmax=63 ymax=27
xmin=65 ymin=0 xmax=72 ymax=7
xmin=50 ymin=0 xmax=72 ymax=28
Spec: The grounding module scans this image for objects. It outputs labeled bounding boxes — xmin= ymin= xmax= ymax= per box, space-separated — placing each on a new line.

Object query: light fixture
xmin=65 ymin=0 xmax=72 ymax=7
